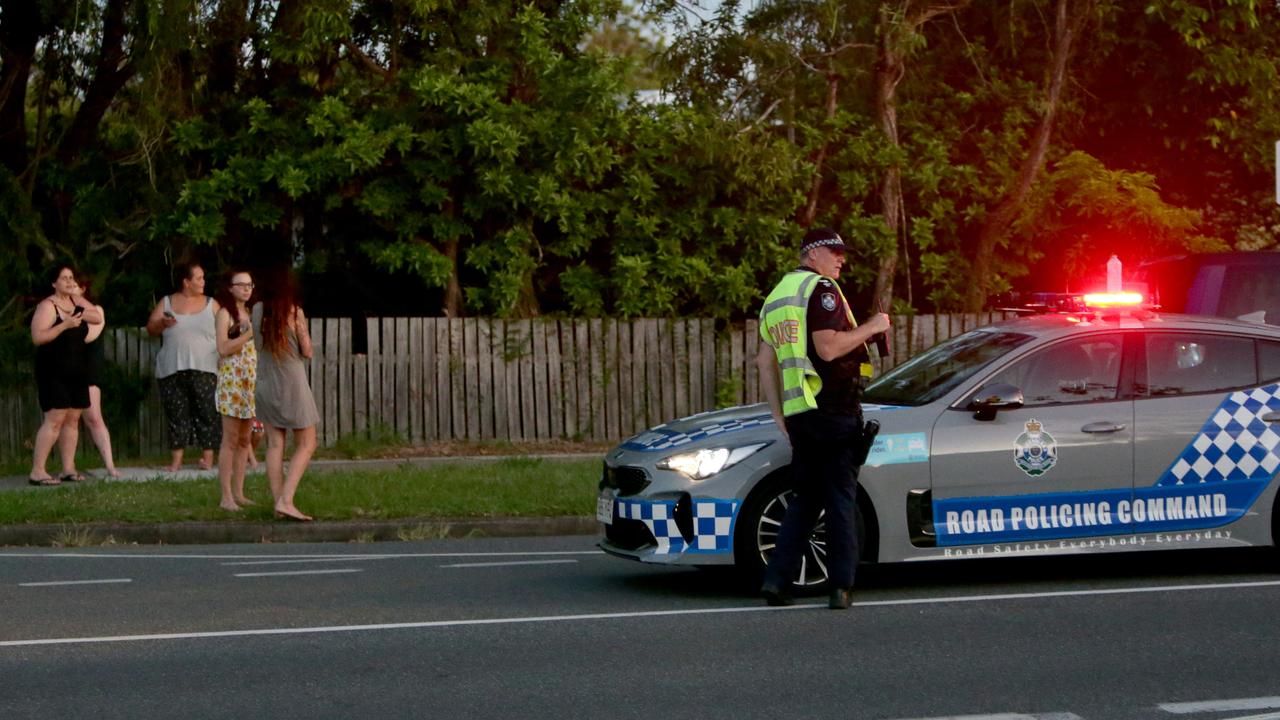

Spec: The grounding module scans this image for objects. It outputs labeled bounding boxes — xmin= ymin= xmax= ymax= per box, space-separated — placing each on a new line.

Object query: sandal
xmin=59 ymin=472 xmax=86 ymax=483
xmin=28 ymin=476 xmax=61 ymax=486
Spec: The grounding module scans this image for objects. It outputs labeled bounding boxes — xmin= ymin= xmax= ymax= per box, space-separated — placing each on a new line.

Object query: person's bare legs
xmin=231 ymin=421 xmax=254 ymax=506
xmin=31 ymin=409 xmax=69 ymax=483
xmin=265 ymin=426 xmax=287 ymax=503
xmin=274 ymin=425 xmax=316 ymax=521
xmin=164 ymin=448 xmax=184 ymax=472
xmin=74 ymin=386 xmax=119 ymax=477
xmin=216 ymin=416 xmax=244 ymax=510
xmin=246 ymin=424 xmax=261 ymax=471
xmin=198 ymin=448 xmax=215 ymax=471
xmin=56 ymin=409 xmax=84 ymax=478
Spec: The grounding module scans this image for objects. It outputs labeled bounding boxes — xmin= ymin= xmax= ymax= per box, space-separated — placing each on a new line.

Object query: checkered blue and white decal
xmin=621 ymin=417 xmax=776 ymax=452
xmin=614 ymin=498 xmax=740 ymax=555
xmin=1162 ymin=385 xmax=1280 ymax=484
xmin=933 ymin=383 xmax=1280 ymax=546
xmin=619 ymin=404 xmax=909 ymax=453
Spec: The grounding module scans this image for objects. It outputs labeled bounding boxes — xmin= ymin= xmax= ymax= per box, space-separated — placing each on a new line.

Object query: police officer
xmin=755 ymin=227 xmax=890 ymax=609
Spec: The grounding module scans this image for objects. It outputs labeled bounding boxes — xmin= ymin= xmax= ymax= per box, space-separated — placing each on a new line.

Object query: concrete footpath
xmin=0 ymin=454 xmax=601 ymax=547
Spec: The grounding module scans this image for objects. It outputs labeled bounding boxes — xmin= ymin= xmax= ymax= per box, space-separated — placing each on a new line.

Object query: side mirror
xmin=969 ymin=383 xmax=1024 ymax=421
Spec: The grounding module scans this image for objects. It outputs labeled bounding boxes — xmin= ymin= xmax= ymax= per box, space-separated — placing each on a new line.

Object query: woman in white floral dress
xmin=214 ymin=271 xmax=258 ymax=511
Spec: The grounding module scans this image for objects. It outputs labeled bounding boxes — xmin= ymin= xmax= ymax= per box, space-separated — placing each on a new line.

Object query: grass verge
xmin=0 ymin=458 xmax=600 ymax=525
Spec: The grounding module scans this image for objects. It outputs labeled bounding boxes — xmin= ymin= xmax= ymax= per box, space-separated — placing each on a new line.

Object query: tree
xmin=962 ymin=0 xmax=1096 ymax=311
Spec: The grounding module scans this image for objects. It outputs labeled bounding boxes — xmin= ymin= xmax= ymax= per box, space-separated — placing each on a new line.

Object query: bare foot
xmin=219 ymin=501 xmax=241 ymax=512
xmin=158 ymin=465 xmax=181 ymax=473
xmin=273 ymin=504 xmax=312 ymax=522
xmin=106 ymin=468 xmax=122 ymax=478
xmin=197 ymin=462 xmax=213 ymax=471
xmin=234 ymin=497 xmax=256 ymax=507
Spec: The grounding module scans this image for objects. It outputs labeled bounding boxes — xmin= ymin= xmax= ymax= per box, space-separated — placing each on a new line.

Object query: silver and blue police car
xmin=598 ymin=301 xmax=1280 ymax=589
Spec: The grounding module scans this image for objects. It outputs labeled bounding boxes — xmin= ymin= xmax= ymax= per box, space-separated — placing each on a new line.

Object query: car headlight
xmin=656 ymin=443 xmax=769 ymax=480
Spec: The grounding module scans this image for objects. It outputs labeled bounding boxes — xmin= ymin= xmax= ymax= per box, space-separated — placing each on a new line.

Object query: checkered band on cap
xmin=799 ymin=228 xmax=846 ymax=255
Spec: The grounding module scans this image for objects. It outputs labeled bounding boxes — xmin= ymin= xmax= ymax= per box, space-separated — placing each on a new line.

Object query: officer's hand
xmin=865 ymin=312 xmax=891 ymax=335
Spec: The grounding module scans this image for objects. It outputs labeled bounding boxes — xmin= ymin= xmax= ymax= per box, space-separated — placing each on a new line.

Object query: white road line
xmin=1217 ymin=713 xmax=1280 ymax=720
xmin=222 ymin=558 xmax=390 ymax=566
xmin=232 ymin=569 xmax=364 ymax=578
xmin=890 ymin=707 xmax=1080 ymax=712
xmin=2 ymin=578 xmax=1277 ymax=648
xmin=441 ymin=559 xmax=579 ymax=569
xmin=862 ymin=580 xmax=1280 ymax=607
xmin=0 ymin=551 xmax=601 ymax=560
xmin=1160 ymin=697 xmax=1280 ymax=714
xmin=17 ymin=578 xmax=133 ymax=587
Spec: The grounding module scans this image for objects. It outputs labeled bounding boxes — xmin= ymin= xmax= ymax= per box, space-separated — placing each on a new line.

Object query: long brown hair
xmin=257 ymin=266 xmax=300 ymax=359
xmin=214 ymin=269 xmax=253 ymax=321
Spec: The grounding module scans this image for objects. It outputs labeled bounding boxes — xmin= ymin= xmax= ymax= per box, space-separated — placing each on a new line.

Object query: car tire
xmin=734 ymin=471 xmax=867 ymax=595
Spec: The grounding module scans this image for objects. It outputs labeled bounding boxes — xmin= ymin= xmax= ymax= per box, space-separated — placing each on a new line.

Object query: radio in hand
xmin=871 ymin=300 xmax=891 ymax=359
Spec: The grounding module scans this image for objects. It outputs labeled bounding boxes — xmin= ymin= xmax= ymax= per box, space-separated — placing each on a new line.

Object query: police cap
xmin=799 ymin=227 xmax=846 ymax=255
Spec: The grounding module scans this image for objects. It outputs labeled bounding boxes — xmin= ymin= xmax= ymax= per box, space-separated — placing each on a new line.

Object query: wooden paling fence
xmin=0 ymin=313 xmax=1011 ymax=460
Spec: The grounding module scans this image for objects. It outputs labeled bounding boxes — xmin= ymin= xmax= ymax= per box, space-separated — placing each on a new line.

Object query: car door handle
xmin=1263 ymin=412 xmax=1280 ymax=423
xmin=1081 ymin=422 xmax=1127 ymax=434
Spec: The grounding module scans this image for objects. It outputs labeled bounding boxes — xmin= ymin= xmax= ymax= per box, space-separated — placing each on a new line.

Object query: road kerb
xmin=0 ymin=516 xmax=597 ymax=547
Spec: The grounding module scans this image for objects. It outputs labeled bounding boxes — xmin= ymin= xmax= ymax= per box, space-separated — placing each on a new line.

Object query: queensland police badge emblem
xmin=1014 ymin=418 xmax=1057 ymax=477
xmin=820 ymin=293 xmax=837 ymax=311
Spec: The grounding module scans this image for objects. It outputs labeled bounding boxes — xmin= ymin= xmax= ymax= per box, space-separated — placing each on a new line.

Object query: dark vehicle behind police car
xmin=598 ymin=309 xmax=1280 ymax=591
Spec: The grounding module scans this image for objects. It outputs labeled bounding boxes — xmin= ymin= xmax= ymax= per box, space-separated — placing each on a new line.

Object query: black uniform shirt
xmin=804 ymin=272 xmax=866 ymax=415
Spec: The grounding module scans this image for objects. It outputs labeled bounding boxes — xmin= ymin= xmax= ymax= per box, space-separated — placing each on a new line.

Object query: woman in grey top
xmin=146 ymin=262 xmax=222 ymax=472
xmin=252 ymin=268 xmax=318 ymax=522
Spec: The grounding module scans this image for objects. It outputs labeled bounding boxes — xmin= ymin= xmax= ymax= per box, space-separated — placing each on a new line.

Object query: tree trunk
xmin=208 ymin=0 xmax=250 ymax=101
xmin=54 ymin=0 xmax=137 ymax=168
xmin=0 ymin=0 xmax=44 ymax=178
xmin=871 ymin=5 xmax=905 ymax=313
xmin=797 ymin=68 xmax=839 ymax=227
xmin=442 ymin=236 xmax=463 ymax=317
xmin=872 ymin=1 xmax=972 ymax=313
xmin=964 ymin=0 xmax=1090 ymax=312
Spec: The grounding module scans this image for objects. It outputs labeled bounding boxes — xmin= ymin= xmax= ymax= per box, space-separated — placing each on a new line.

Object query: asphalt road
xmin=1 ymin=536 xmax=1279 ymax=720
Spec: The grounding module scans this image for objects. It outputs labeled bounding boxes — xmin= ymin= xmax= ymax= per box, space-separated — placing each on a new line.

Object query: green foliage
xmin=1019 ymin=151 xmax=1224 ymax=289
xmin=0 ymin=459 xmax=601 ymax=524
xmin=0 ymin=0 xmax=1276 ymax=328
xmin=714 ymin=372 xmax=743 ymax=409
xmin=332 ymin=423 xmax=408 ymax=459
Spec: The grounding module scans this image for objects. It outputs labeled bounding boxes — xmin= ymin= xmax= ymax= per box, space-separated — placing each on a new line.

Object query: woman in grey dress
xmin=252 ymin=268 xmax=319 ymax=521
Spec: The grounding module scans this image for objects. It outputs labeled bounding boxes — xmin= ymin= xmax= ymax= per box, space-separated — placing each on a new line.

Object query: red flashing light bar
xmin=1083 ymin=291 xmax=1144 ymax=307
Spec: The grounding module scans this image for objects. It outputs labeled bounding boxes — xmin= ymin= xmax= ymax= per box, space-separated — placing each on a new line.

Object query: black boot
xmin=761 ymin=583 xmax=795 ymax=607
xmin=828 ymin=587 xmax=852 ymax=610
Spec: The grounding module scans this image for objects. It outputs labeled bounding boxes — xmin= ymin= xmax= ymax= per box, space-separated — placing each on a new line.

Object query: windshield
xmin=863 ymin=329 xmax=1034 ymax=406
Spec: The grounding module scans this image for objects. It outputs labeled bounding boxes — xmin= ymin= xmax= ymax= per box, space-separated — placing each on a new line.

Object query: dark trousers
xmin=158 ymin=370 xmax=222 ymax=450
xmin=763 ymin=408 xmax=862 ymax=589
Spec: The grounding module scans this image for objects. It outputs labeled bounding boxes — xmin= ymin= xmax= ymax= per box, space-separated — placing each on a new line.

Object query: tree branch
xmin=738 ymin=98 xmax=782 ymax=134
xmin=341 ymin=39 xmax=392 ymax=80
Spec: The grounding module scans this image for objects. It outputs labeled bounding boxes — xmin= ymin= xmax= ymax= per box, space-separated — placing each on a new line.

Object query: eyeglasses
xmin=231 ymin=282 xmax=255 ymax=289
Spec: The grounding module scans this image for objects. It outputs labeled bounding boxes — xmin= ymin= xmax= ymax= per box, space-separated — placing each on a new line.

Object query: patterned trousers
xmin=158 ymin=370 xmax=222 ymax=450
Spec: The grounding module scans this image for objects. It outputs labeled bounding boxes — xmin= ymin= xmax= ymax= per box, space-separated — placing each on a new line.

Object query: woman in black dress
xmin=57 ymin=279 xmax=120 ymax=478
xmin=29 ymin=266 xmax=103 ymax=485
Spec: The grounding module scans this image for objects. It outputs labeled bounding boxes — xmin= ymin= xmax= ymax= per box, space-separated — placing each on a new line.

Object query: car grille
xmin=604 ymin=518 xmax=652 ymax=550
xmin=599 ymin=463 xmax=650 ymax=496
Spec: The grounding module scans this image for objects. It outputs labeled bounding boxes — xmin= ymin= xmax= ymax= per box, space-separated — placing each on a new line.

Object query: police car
xmin=597 ymin=297 xmax=1280 ymax=589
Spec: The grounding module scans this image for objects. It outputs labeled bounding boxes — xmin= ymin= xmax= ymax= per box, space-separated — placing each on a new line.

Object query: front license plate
xmin=596 ymin=489 xmax=616 ymax=525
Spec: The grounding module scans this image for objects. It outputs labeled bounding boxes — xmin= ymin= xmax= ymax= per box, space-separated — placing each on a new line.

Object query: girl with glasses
xmin=214 ymin=270 xmax=258 ymax=511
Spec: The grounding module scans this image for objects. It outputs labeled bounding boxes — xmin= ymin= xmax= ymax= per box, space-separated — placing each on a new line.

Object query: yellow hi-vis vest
xmin=759 ymin=270 xmax=871 ymax=417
